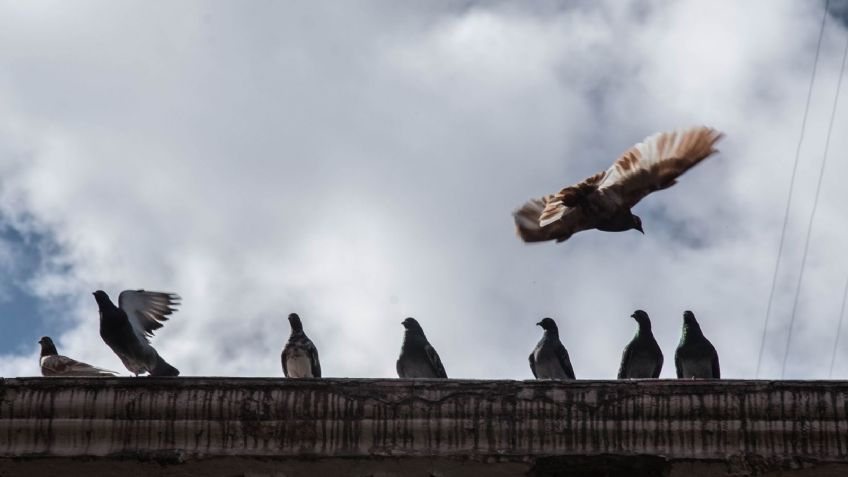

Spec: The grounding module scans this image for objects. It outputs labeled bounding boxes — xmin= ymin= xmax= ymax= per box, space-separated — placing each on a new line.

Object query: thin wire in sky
xmin=829 ymin=276 xmax=848 ymax=378
xmin=781 ymin=27 xmax=848 ymax=379
xmin=756 ymin=0 xmax=831 ymax=378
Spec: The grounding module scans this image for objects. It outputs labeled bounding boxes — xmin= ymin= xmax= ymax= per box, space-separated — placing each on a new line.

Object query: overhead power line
xmin=780 ymin=27 xmax=848 ymax=379
xmin=755 ymin=0 xmax=831 ymax=378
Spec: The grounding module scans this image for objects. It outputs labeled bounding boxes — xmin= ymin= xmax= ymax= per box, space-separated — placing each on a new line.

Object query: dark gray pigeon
xmin=617 ymin=310 xmax=663 ymax=379
xmin=529 ymin=317 xmax=576 ymax=379
xmin=675 ymin=310 xmax=720 ymax=379
xmin=281 ymin=313 xmax=321 ymax=378
xmin=39 ymin=336 xmax=118 ymax=377
xmin=94 ymin=289 xmax=180 ymax=377
xmin=396 ymin=317 xmax=447 ymax=378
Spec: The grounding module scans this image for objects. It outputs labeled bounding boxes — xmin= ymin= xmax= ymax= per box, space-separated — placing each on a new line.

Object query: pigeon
xmin=396 ymin=317 xmax=447 ymax=378
xmin=529 ymin=317 xmax=576 ymax=380
xmin=281 ymin=313 xmax=321 ymax=378
xmin=93 ymin=289 xmax=180 ymax=377
xmin=38 ymin=336 xmax=118 ymax=377
xmin=617 ymin=310 xmax=663 ymax=379
xmin=675 ymin=310 xmax=720 ymax=379
xmin=514 ymin=126 xmax=724 ymax=243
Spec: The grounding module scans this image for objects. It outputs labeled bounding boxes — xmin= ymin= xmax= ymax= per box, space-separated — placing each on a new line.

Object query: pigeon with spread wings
xmin=514 ymin=127 xmax=724 ymax=243
xmin=93 ymin=289 xmax=181 ymax=376
xmin=39 ymin=336 xmax=118 ymax=377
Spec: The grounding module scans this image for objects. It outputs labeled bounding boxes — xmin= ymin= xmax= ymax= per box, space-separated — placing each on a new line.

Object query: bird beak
xmin=535 ymin=322 xmax=541 ymax=327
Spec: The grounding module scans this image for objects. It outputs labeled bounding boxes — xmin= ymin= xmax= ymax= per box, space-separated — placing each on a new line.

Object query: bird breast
xmin=285 ymin=347 xmax=313 ymax=378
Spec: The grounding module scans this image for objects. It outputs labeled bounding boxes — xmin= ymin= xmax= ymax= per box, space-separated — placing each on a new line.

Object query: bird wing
xmin=308 ymin=340 xmax=322 ymax=378
xmin=652 ymin=348 xmax=664 ymax=378
xmin=617 ymin=342 xmax=633 ymax=379
xmin=674 ymin=349 xmax=683 ymax=378
xmin=425 ymin=343 xmax=447 ymax=378
xmin=513 ymin=194 xmax=596 ymax=243
xmin=710 ymin=342 xmax=721 ymax=379
xmin=528 ymin=352 xmax=538 ymax=379
xmin=281 ymin=348 xmax=289 ymax=376
xmin=598 ymin=126 xmax=724 ymax=209
xmin=43 ymin=355 xmax=118 ymax=376
xmin=557 ymin=343 xmax=575 ymax=379
xmin=118 ymin=290 xmax=181 ymax=343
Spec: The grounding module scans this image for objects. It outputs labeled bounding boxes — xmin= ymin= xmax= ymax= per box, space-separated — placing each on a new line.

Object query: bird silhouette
xmin=396 ymin=317 xmax=447 ymax=378
xmin=675 ymin=310 xmax=720 ymax=379
xmin=514 ymin=126 xmax=724 ymax=243
xmin=618 ymin=310 xmax=663 ymax=379
xmin=94 ymin=289 xmax=180 ymax=377
xmin=281 ymin=313 xmax=321 ymax=378
xmin=529 ymin=317 xmax=576 ymax=379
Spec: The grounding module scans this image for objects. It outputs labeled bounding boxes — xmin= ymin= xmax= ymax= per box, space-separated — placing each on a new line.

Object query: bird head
xmin=38 ymin=336 xmax=57 ymax=356
xmin=631 ymin=309 xmax=651 ymax=326
xmin=632 ymin=215 xmax=644 ymax=234
xmin=683 ymin=310 xmax=697 ymax=325
xmin=288 ymin=313 xmax=304 ymax=333
xmin=401 ymin=317 xmax=423 ymax=333
xmin=92 ymin=290 xmax=111 ymax=307
xmin=536 ymin=317 xmax=559 ymax=333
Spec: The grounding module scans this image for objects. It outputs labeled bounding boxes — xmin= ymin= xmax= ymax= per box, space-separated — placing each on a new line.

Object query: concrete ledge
xmin=2 ymin=378 xmax=848 ymax=475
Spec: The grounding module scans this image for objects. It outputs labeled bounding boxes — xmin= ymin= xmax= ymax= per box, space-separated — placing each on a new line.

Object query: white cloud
xmin=1 ymin=1 xmax=847 ymax=380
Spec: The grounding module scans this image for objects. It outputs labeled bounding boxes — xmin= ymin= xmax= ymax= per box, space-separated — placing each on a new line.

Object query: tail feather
xmin=150 ymin=354 xmax=179 ymax=377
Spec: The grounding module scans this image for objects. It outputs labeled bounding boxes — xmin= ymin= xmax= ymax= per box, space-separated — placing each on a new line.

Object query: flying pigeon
xmin=617 ymin=310 xmax=663 ymax=379
xmin=281 ymin=313 xmax=321 ymax=378
xmin=396 ymin=317 xmax=447 ymax=378
xmin=93 ymin=289 xmax=180 ymax=377
xmin=674 ymin=310 xmax=720 ymax=379
xmin=529 ymin=317 xmax=576 ymax=379
xmin=513 ymin=126 xmax=724 ymax=243
xmin=38 ymin=336 xmax=118 ymax=377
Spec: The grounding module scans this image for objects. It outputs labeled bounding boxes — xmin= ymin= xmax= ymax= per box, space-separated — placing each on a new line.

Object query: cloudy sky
xmin=1 ymin=0 xmax=847 ymax=380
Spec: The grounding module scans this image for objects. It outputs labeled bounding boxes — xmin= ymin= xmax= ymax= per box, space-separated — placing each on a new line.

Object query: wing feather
xmin=118 ymin=290 xmax=181 ymax=343
xmin=599 ymin=126 xmax=724 ymax=208
xmin=42 ymin=355 xmax=118 ymax=377
xmin=425 ymin=343 xmax=447 ymax=378
xmin=513 ymin=195 xmax=594 ymax=243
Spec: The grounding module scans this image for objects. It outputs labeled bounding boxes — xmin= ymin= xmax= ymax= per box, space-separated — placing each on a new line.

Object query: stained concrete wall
xmin=1 ymin=377 xmax=847 ymax=476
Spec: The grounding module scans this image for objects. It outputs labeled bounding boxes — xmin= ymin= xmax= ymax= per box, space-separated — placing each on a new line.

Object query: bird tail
xmin=150 ymin=355 xmax=180 ymax=377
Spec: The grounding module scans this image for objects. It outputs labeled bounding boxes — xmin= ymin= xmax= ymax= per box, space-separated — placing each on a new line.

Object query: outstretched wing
xmin=513 ymin=194 xmax=595 ymax=243
xmin=599 ymin=126 xmax=724 ymax=208
xmin=539 ymin=171 xmax=607 ymax=226
xmin=42 ymin=355 xmax=118 ymax=377
xmin=118 ymin=290 xmax=181 ymax=343
xmin=425 ymin=343 xmax=448 ymax=378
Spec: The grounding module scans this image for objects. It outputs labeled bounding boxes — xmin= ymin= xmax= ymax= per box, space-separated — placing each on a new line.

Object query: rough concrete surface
xmin=1 ymin=378 xmax=847 ymax=476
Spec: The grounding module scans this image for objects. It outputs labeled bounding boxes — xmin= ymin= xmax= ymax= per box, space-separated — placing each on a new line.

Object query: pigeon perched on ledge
xmin=94 ymin=289 xmax=180 ymax=377
xmin=281 ymin=313 xmax=321 ymax=378
xmin=396 ymin=317 xmax=447 ymax=378
xmin=529 ymin=317 xmax=576 ymax=380
xmin=618 ymin=310 xmax=663 ymax=379
xmin=514 ymin=126 xmax=724 ymax=243
xmin=39 ymin=336 xmax=118 ymax=377
xmin=675 ymin=310 xmax=720 ymax=379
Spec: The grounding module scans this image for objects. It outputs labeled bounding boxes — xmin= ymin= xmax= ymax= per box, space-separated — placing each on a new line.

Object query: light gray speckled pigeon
xmin=529 ymin=317 xmax=575 ymax=380
xmin=39 ymin=336 xmax=118 ymax=377
xmin=281 ymin=313 xmax=321 ymax=378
